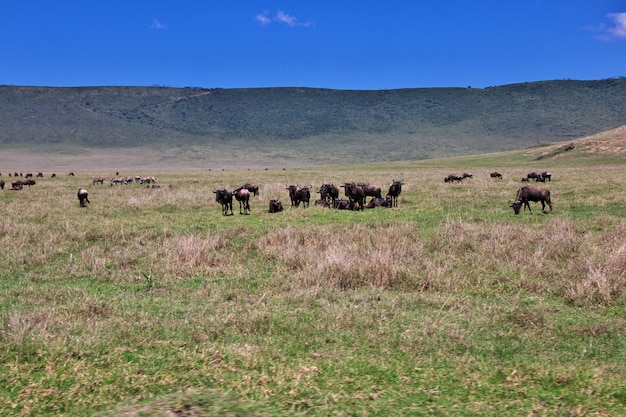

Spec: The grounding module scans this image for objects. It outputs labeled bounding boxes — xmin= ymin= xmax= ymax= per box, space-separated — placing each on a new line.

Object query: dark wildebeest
xmin=462 ymin=173 xmax=473 ymax=179
xmin=357 ymin=182 xmax=382 ymax=203
xmin=527 ymin=172 xmax=541 ymax=181
xmin=541 ymin=172 xmax=552 ymax=182
xmin=340 ymin=182 xmax=365 ymax=210
xmin=490 ymin=172 xmax=503 ymax=180
xmin=36 ymin=172 xmax=43 ymax=178
xmin=77 ymin=188 xmax=90 ymax=208
xmin=319 ymin=183 xmax=340 ymax=207
xmin=213 ymin=188 xmax=234 ymax=216
xmin=365 ymin=196 xmax=392 ymax=209
xmin=268 ymin=199 xmax=284 ymax=213
xmin=510 ymin=186 xmax=553 ymax=214
xmin=387 ymin=179 xmax=403 ymax=207
xmin=0 ymin=180 xmax=4 ymax=190
xmin=243 ymin=183 xmax=259 ymax=196
xmin=286 ymin=185 xmax=311 ymax=208
xmin=233 ymin=187 xmax=251 ymax=215
xmin=334 ymin=199 xmax=360 ymax=210
xmin=444 ymin=174 xmax=463 ymax=183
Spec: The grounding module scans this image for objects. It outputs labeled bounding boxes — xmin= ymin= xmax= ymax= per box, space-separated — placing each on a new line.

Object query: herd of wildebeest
xmin=0 ymin=170 xmax=553 ymax=215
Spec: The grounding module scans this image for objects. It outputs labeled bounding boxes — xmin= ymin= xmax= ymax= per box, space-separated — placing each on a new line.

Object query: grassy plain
xmin=1 ymin=138 xmax=625 ymax=416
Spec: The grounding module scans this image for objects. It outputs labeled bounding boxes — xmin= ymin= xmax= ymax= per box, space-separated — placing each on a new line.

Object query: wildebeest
xmin=243 ymin=183 xmax=259 ymax=196
xmin=462 ymin=173 xmax=473 ymax=179
xmin=233 ymin=187 xmax=251 ymax=215
xmin=340 ymin=182 xmax=365 ymax=210
xmin=387 ymin=179 xmax=403 ymax=207
xmin=334 ymin=199 xmax=360 ymax=210
xmin=0 ymin=180 xmax=4 ymax=190
xmin=319 ymin=183 xmax=339 ymax=206
xmin=93 ymin=176 xmax=105 ymax=185
xmin=268 ymin=199 xmax=284 ymax=213
xmin=315 ymin=199 xmax=331 ymax=208
xmin=110 ymin=176 xmax=125 ymax=186
xmin=444 ymin=174 xmax=463 ymax=183
xmin=527 ymin=172 xmax=541 ymax=181
xmin=77 ymin=188 xmax=90 ymax=207
xmin=541 ymin=171 xmax=552 ymax=182
xmin=510 ymin=186 xmax=553 ymax=214
xmin=11 ymin=181 xmax=22 ymax=191
xmin=36 ymin=172 xmax=43 ymax=178
xmin=357 ymin=182 xmax=382 ymax=203
xmin=213 ymin=188 xmax=234 ymax=216
xmin=286 ymin=185 xmax=311 ymax=208
xmin=490 ymin=172 xmax=503 ymax=179
xmin=365 ymin=196 xmax=392 ymax=209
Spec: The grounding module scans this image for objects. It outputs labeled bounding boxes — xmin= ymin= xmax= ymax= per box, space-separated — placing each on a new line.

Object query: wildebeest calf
xmin=268 ymin=199 xmax=284 ymax=213
xmin=77 ymin=188 xmax=90 ymax=207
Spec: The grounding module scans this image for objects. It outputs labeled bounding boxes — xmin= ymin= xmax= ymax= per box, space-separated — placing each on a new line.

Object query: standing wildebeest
xmin=93 ymin=176 xmax=105 ymax=185
xmin=357 ymin=183 xmax=382 ymax=204
xmin=268 ymin=199 xmax=284 ymax=213
xmin=77 ymin=188 xmax=90 ymax=207
xmin=213 ymin=189 xmax=234 ymax=216
xmin=233 ymin=187 xmax=251 ymax=215
xmin=541 ymin=171 xmax=552 ymax=182
xmin=243 ymin=183 xmax=259 ymax=196
xmin=319 ymin=183 xmax=339 ymax=206
xmin=286 ymin=185 xmax=311 ymax=208
xmin=340 ymin=182 xmax=365 ymax=210
xmin=387 ymin=179 xmax=403 ymax=207
xmin=490 ymin=172 xmax=503 ymax=179
xmin=462 ymin=173 xmax=473 ymax=179
xmin=0 ymin=180 xmax=4 ymax=190
xmin=510 ymin=186 xmax=553 ymax=214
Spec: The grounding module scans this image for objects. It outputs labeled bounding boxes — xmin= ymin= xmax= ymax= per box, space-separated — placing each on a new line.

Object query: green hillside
xmin=1 ymin=78 xmax=625 ymax=167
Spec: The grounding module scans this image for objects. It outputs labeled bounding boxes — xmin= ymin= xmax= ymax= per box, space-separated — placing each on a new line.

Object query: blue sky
xmin=1 ymin=1 xmax=625 ymax=90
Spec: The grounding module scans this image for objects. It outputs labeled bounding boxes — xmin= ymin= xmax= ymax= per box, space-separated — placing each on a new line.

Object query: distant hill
xmin=0 ymin=78 xmax=625 ymax=168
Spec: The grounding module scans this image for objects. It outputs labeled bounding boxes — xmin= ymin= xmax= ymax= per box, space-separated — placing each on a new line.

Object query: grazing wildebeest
xmin=243 ymin=183 xmax=259 ymax=196
xmin=527 ymin=172 xmax=541 ymax=181
xmin=93 ymin=176 xmax=105 ymax=185
xmin=462 ymin=173 xmax=473 ymax=179
xmin=268 ymin=199 xmax=284 ymax=213
xmin=213 ymin=188 xmax=234 ymax=216
xmin=387 ymin=179 xmax=403 ymax=207
xmin=490 ymin=172 xmax=503 ymax=179
xmin=36 ymin=172 xmax=43 ymax=178
xmin=286 ymin=185 xmax=311 ymax=208
xmin=510 ymin=186 xmax=553 ymax=214
xmin=77 ymin=188 xmax=90 ymax=207
xmin=233 ymin=187 xmax=251 ymax=215
xmin=110 ymin=176 xmax=125 ymax=186
xmin=444 ymin=174 xmax=463 ymax=183
xmin=365 ymin=196 xmax=392 ymax=209
xmin=0 ymin=180 xmax=4 ymax=190
xmin=319 ymin=183 xmax=339 ymax=206
xmin=51 ymin=173 xmax=56 ymax=178
xmin=541 ymin=172 xmax=552 ymax=182
xmin=68 ymin=172 xmax=74 ymax=176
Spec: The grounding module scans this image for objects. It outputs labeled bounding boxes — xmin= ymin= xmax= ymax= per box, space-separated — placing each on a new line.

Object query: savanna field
xmin=1 ymin=139 xmax=626 ymax=416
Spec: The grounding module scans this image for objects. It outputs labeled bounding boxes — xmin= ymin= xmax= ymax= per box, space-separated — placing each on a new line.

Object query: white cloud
xmin=255 ymin=10 xmax=312 ymax=28
xmin=593 ymin=12 xmax=626 ymax=40
xmin=151 ymin=19 xmax=167 ymax=30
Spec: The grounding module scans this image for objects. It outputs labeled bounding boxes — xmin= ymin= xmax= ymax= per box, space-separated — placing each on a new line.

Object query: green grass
xmin=0 ymin=154 xmax=625 ymax=416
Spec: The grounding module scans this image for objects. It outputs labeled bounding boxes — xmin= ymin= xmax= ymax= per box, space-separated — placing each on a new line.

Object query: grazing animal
xmin=286 ymin=185 xmax=311 ymax=208
xmin=51 ymin=173 xmax=56 ymax=178
xmin=110 ymin=176 xmax=125 ymax=186
xmin=233 ymin=187 xmax=251 ymax=215
xmin=0 ymin=180 xmax=4 ymax=190
xmin=213 ymin=189 xmax=234 ymax=216
xmin=387 ymin=179 xmax=403 ymax=207
xmin=527 ymin=172 xmax=541 ymax=181
xmin=93 ymin=176 xmax=105 ymax=185
xmin=319 ymin=183 xmax=340 ymax=206
xmin=444 ymin=174 xmax=463 ymax=183
xmin=490 ymin=172 xmax=503 ymax=179
xmin=268 ymin=199 xmax=284 ymax=213
xmin=68 ymin=172 xmax=75 ymax=176
xmin=510 ymin=186 xmax=553 ymax=214
xmin=77 ymin=188 xmax=90 ymax=207
xmin=36 ymin=172 xmax=43 ymax=178
xmin=541 ymin=172 xmax=552 ymax=182
xmin=365 ymin=196 xmax=392 ymax=209
xmin=243 ymin=183 xmax=259 ymax=196
xmin=357 ymin=182 xmax=382 ymax=203
xmin=340 ymin=182 xmax=365 ymax=210
xmin=462 ymin=173 xmax=473 ymax=179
